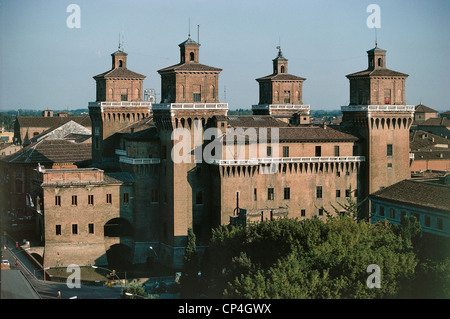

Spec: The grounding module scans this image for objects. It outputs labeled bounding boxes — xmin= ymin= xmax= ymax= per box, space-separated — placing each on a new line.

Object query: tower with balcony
xmin=89 ymin=45 xmax=152 ymax=164
xmin=152 ymin=35 xmax=228 ymax=269
xmin=252 ymin=46 xmax=310 ymax=124
xmin=341 ymin=44 xmax=414 ymax=216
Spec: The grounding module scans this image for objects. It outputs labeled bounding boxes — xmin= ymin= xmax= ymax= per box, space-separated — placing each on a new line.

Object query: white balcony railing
xmin=115 ymin=149 xmax=127 ymax=156
xmin=341 ymin=105 xmax=415 ymax=112
xmin=252 ymin=104 xmax=310 ymax=111
xmin=211 ymin=156 xmax=365 ymax=166
xmin=89 ymin=101 xmax=153 ymax=108
xmin=152 ymin=103 xmax=228 ymax=110
xmin=119 ymin=156 xmax=160 ymax=165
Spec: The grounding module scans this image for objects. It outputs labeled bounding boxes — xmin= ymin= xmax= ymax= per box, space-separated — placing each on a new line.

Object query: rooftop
xmin=415 ymin=104 xmax=438 ymax=113
xmin=370 ymin=179 xmax=450 ymax=213
xmin=16 ymin=116 xmax=91 ymax=128
xmin=93 ymin=67 xmax=146 ymax=79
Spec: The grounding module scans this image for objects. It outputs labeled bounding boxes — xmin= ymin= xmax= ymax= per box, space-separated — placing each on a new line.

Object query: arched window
xmin=378 ymin=58 xmax=382 ymax=67
xmin=119 ymin=60 xmax=123 ymax=67
xmin=280 ymin=65 xmax=285 ymax=73
xmin=190 ymin=52 xmax=195 ymax=61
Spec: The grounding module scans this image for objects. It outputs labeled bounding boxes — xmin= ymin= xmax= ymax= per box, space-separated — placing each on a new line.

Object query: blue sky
xmin=1 ymin=0 xmax=449 ymax=111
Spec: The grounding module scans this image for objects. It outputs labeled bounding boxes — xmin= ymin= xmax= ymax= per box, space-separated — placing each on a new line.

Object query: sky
xmin=1 ymin=0 xmax=449 ymax=112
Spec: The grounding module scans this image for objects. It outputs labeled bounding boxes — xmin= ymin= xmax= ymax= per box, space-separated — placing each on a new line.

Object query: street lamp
xmin=148 ymin=246 xmax=160 ymax=283
xmin=91 ymin=265 xmax=124 ymax=288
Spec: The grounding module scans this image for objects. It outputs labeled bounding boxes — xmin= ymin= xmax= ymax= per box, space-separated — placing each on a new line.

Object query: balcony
xmin=152 ymin=103 xmax=228 ymax=110
xmin=211 ymin=156 xmax=365 ymax=166
xmin=115 ymin=149 xmax=127 ymax=156
xmin=119 ymin=156 xmax=160 ymax=165
xmin=252 ymin=104 xmax=310 ymax=112
xmin=341 ymin=105 xmax=415 ymax=112
xmin=88 ymin=101 xmax=153 ymax=108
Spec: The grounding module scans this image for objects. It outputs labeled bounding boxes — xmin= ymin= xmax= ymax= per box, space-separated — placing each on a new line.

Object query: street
xmin=1 ymin=243 xmax=123 ymax=299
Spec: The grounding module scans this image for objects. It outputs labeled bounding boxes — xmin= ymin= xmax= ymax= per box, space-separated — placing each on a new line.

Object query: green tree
xmin=204 ymin=216 xmax=418 ymax=299
xmin=181 ymin=228 xmax=199 ymax=298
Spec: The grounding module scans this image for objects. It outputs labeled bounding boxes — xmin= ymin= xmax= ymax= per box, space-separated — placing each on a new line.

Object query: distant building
xmin=440 ymin=111 xmax=450 ymax=119
xmin=417 ymin=117 xmax=450 ymax=139
xmin=0 ymin=121 xmax=92 ymax=225
xmin=414 ymin=104 xmax=438 ymax=124
xmin=369 ymin=177 xmax=450 ymax=255
xmin=13 ymin=112 xmax=91 ymax=146
xmin=410 ymin=130 xmax=450 ymax=172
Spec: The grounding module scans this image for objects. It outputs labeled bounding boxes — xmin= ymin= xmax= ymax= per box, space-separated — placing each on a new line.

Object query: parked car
xmin=2 ymin=259 xmax=10 ymax=267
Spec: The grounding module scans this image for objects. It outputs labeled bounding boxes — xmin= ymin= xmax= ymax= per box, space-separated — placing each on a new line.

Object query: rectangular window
xmin=345 ymin=189 xmax=351 ymax=198
xmin=254 ymin=188 xmax=257 ymax=201
xmin=284 ymin=187 xmax=290 ymax=200
xmin=106 ymin=194 xmax=112 ymax=204
xmin=56 ymin=225 xmax=61 ymax=236
xmin=121 ymin=94 xmax=128 ymax=101
xmin=390 ymin=208 xmax=396 ymax=219
xmin=123 ymin=193 xmax=129 ymax=204
xmin=387 ymin=144 xmax=393 ymax=157
xmin=55 ymin=196 xmax=61 ymax=206
xmin=267 ymin=146 xmax=272 ymax=157
xmin=336 ymin=190 xmax=341 ymax=198
xmin=387 ymin=163 xmax=393 ymax=169
xmin=380 ymin=206 xmax=385 ymax=217
xmin=425 ymin=216 xmax=431 ymax=227
xmin=72 ymin=195 xmax=77 ymax=206
xmin=283 ymin=146 xmax=289 ymax=157
xmin=283 ymin=90 xmax=291 ymax=103
xmin=437 ymin=218 xmax=443 ymax=230
xmin=301 ymin=209 xmax=306 ymax=217
xmin=72 ymin=224 xmax=78 ymax=235
xmin=268 ymin=188 xmax=274 ymax=201
xmin=196 ymin=191 xmax=203 ymax=205
xmin=88 ymin=223 xmax=94 ymax=234
xmin=319 ymin=208 xmax=324 ymax=216
xmin=315 ymin=146 xmax=322 ymax=157
xmin=384 ymin=89 xmax=391 ymax=104
xmin=334 ymin=145 xmax=340 ymax=157
xmin=193 ymin=93 xmax=201 ymax=102
xmin=88 ymin=195 xmax=94 ymax=205
xmin=316 ymin=186 xmax=323 ymax=199
xmin=152 ymin=189 xmax=159 ymax=203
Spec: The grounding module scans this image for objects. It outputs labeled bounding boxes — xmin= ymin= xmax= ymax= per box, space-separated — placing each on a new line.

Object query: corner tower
xmin=252 ymin=47 xmax=310 ymax=124
xmin=341 ymin=44 xmax=414 ymax=217
xmin=152 ymin=36 xmax=228 ymax=269
xmin=89 ymin=45 xmax=152 ymax=164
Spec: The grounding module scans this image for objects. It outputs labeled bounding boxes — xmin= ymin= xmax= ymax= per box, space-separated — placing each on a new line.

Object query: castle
xmin=34 ymin=37 xmax=414 ymax=270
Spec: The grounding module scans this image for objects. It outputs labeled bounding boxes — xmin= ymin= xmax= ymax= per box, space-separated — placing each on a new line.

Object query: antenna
xmin=375 ymin=28 xmax=378 ymax=47
xmin=197 ymin=24 xmax=200 ymax=44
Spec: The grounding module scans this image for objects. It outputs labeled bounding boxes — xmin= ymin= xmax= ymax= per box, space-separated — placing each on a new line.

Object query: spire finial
xmin=188 ymin=17 xmax=191 ymax=38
